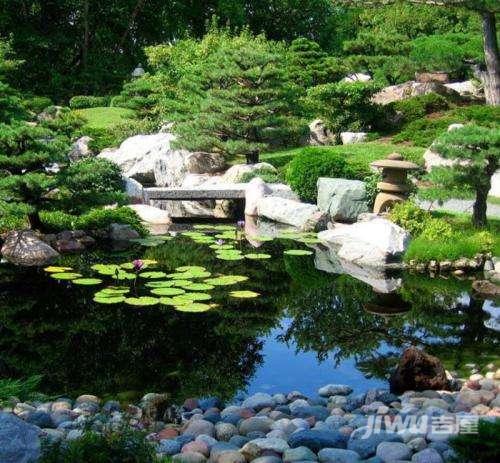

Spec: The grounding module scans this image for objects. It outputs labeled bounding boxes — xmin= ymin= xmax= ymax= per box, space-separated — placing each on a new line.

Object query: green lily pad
xmin=171 ymin=279 xmax=193 ymax=287
xmin=176 ymin=265 xmax=206 ymax=272
xmin=93 ymin=295 xmax=125 ymax=304
xmin=50 ymin=272 xmax=82 ymax=280
xmin=99 ymin=286 xmax=129 ymax=295
xmin=129 ymin=237 xmax=166 ymax=247
xmin=193 ymin=224 xmax=215 ymax=230
xmin=184 ymin=283 xmax=215 ymax=291
xmin=145 ymin=281 xmax=175 ymax=288
xmin=139 ymin=271 xmax=167 ymax=279
xmin=245 ymin=253 xmax=271 ymax=260
xmin=229 ymin=290 xmax=260 ymax=298
xmin=174 ymin=303 xmax=213 ymax=313
xmin=284 ymin=249 xmax=313 ymax=256
xmin=91 ymin=264 xmax=121 ymax=275
xmin=186 ymin=270 xmax=212 ymax=278
xmin=150 ymin=287 xmax=186 ymax=296
xmin=213 ymin=225 xmax=236 ymax=231
xmin=159 ymin=297 xmax=176 ymax=305
xmin=73 ymin=278 xmax=103 ymax=286
xmin=250 ymin=235 xmax=273 ymax=242
xmin=125 ymin=296 xmax=160 ymax=306
xmin=167 ymin=272 xmax=194 ymax=279
xmin=114 ymin=271 xmax=136 ymax=280
xmin=205 ymin=275 xmax=248 ymax=286
xmin=216 ymin=254 xmax=244 ymax=261
xmin=298 ymin=238 xmax=321 ymax=244
xmin=209 ymin=244 xmax=234 ymax=250
xmin=44 ymin=266 xmax=73 ymax=273
xmin=179 ymin=292 xmax=212 ymax=301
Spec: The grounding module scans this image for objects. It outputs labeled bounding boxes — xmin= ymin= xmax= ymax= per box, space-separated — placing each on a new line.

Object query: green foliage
xmin=162 ymin=30 xmax=306 ymax=159
xmin=390 ymin=201 xmax=432 ymax=237
xmin=390 ymin=93 xmax=452 ymax=125
xmin=0 ymin=375 xmax=42 ymax=405
xmin=22 ymin=96 xmax=53 ymax=114
xmin=285 ymin=148 xmax=356 ymax=202
xmin=304 ymin=81 xmax=381 ymax=133
xmin=40 ymin=428 xmax=158 ymax=463
xmin=39 ymin=207 xmax=147 ymax=236
xmin=0 ymin=201 xmax=31 ymax=233
xmin=394 ymin=105 xmax=500 ymax=147
xmin=239 ymin=167 xmax=282 ymax=184
xmin=69 ymin=96 xmax=111 ymax=110
xmin=449 ymin=419 xmax=500 ymax=463
xmin=75 ymin=107 xmax=136 ymax=131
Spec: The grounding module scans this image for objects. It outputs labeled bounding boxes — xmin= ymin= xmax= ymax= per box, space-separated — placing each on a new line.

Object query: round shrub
xmin=285 ymin=148 xmax=355 ymax=202
xmin=69 ymin=95 xmax=110 ymax=109
xmin=391 ymin=93 xmax=452 ymax=125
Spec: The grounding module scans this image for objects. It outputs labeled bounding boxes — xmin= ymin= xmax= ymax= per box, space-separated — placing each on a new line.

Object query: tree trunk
xmin=473 ymin=185 xmax=489 ymax=228
xmin=481 ymin=11 xmax=500 ymax=106
xmin=28 ymin=211 xmax=43 ymax=232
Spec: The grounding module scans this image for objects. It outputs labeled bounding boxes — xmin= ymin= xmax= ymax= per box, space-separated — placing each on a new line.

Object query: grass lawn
xmin=258 ymin=142 xmax=426 ymax=170
xmin=73 ymin=106 xmax=136 ymax=131
xmin=404 ymin=211 xmax=500 ymax=262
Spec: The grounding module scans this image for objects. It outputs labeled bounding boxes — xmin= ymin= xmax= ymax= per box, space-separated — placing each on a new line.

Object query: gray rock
xmin=283 ymin=446 xmax=318 ymax=462
xmin=41 ymin=429 xmax=64 ymax=444
xmin=257 ymin=197 xmax=328 ymax=232
xmin=372 ymin=81 xmax=458 ymax=106
xmin=229 ymin=436 xmax=250 ymax=448
xmin=289 ymin=400 xmax=310 ymax=414
xmin=293 ymin=406 xmax=330 ymax=421
xmin=66 ymin=429 xmax=84 ymax=440
xmin=184 ymin=420 xmax=216 ymax=438
xmin=26 ymin=411 xmax=54 ymax=429
xmin=173 ymin=452 xmax=207 ymax=463
xmin=406 ymin=438 xmax=426 ymax=452
xmin=108 ymin=223 xmax=140 ymax=241
xmin=340 ymin=132 xmax=368 ymax=145
xmin=347 ymin=428 xmax=403 ymax=459
xmin=216 ymin=450 xmax=246 ymax=463
xmin=375 ymin=442 xmax=411 ymax=462
xmin=0 ymin=412 xmax=41 ymax=463
xmin=1 ymin=230 xmax=59 ymax=266
xmin=309 ymin=119 xmax=336 ymax=146
xmin=242 ymin=393 xmax=276 ymax=411
xmin=159 ymin=439 xmax=182 ymax=455
xmin=239 ymin=417 xmax=274 ymax=436
xmin=244 ymin=437 xmax=290 ymax=454
xmin=245 ymin=178 xmax=272 ymax=216
xmin=216 ymin=423 xmax=238 ymax=441
xmin=318 ymin=448 xmax=361 ymax=463
xmin=196 ymin=435 xmax=218 ymax=450
xmin=68 ymin=136 xmax=94 ymax=162
xmin=210 ymin=442 xmax=240 ymax=462
xmin=411 ymin=448 xmax=443 ymax=463
xmin=288 ymin=430 xmax=349 ymax=452
xmin=253 ymin=457 xmax=283 ymax=463
xmin=318 ymin=385 xmax=354 ymax=398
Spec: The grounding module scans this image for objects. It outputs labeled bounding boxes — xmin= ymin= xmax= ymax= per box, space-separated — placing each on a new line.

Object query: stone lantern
xmin=132 ymin=63 xmax=145 ymax=78
xmin=370 ymin=153 xmax=418 ymax=213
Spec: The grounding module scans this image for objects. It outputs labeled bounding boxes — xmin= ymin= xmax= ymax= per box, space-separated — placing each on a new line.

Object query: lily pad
xmin=209 ymin=244 xmax=234 ymax=250
xmin=176 ymin=265 xmax=206 ymax=272
xmin=93 ymin=295 xmax=125 ymax=304
xmin=298 ymin=238 xmax=321 ymax=244
xmin=204 ymin=275 xmax=248 ymax=286
xmin=44 ymin=266 xmax=73 ymax=273
xmin=284 ymin=249 xmax=313 ymax=256
xmin=250 ymin=235 xmax=273 ymax=242
xmin=50 ymin=272 xmax=82 ymax=280
xmin=184 ymin=283 xmax=214 ymax=291
xmin=171 ymin=279 xmax=193 ymax=287
xmin=73 ymin=278 xmax=103 ymax=286
xmin=174 ymin=303 xmax=212 ymax=313
xmin=245 ymin=253 xmax=271 ymax=260
xmin=139 ymin=271 xmax=167 ymax=279
xmin=114 ymin=271 xmax=136 ymax=280
xmin=167 ymin=272 xmax=194 ymax=279
xmin=229 ymin=290 xmax=260 ymax=298
xmin=125 ymin=296 xmax=160 ymax=306
xmin=213 ymin=225 xmax=236 ymax=231
xmin=99 ymin=286 xmax=129 ymax=295
xmin=150 ymin=287 xmax=186 ymax=296
xmin=159 ymin=297 xmax=176 ymax=306
xmin=91 ymin=264 xmax=121 ymax=275
xmin=178 ymin=292 xmax=212 ymax=301
xmin=216 ymin=254 xmax=244 ymax=261
xmin=145 ymin=281 xmax=175 ymax=288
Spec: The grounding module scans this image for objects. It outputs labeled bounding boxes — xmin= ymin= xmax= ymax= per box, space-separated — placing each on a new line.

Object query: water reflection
xmin=0 ymin=235 xmax=498 ymax=401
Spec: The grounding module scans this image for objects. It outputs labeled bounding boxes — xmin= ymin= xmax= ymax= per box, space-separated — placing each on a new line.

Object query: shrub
xmin=285 ymin=148 xmax=355 ymax=202
xmin=22 ymin=96 xmax=53 ymax=113
xmin=304 ymin=81 xmax=381 ymax=133
xmin=449 ymin=419 xmax=500 ymax=463
xmin=39 ymin=207 xmax=146 ymax=236
xmin=391 ymin=93 xmax=452 ymax=125
xmin=0 ymin=375 xmax=42 ymax=406
xmin=390 ymin=201 xmax=430 ymax=237
xmin=419 ymin=217 xmax=453 ymax=241
xmin=239 ymin=167 xmax=282 ymax=184
xmin=0 ymin=200 xmax=31 ymax=232
xmin=40 ymin=428 xmax=157 ymax=463
xmin=69 ymin=95 xmax=110 ymax=109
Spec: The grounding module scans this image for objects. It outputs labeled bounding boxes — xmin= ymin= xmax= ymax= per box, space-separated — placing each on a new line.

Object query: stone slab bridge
xmin=142 ymin=184 xmax=249 ymax=202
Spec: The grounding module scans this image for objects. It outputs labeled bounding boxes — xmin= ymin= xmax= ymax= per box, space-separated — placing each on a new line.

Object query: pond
xmin=0 ymin=223 xmax=499 ymax=403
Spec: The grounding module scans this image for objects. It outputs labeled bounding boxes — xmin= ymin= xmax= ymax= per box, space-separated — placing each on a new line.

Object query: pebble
xmin=184 ymin=419 xmax=215 ymax=437
xmin=239 ymin=417 xmax=274 ymax=435
xmin=283 ymin=446 xmax=318 ymax=462
xmin=411 ymin=448 xmax=443 ymax=463
xmin=216 ymin=422 xmax=238 ymax=441
xmin=288 ymin=430 xmax=349 ymax=452
xmin=318 ymin=448 xmax=361 ymax=463
xmin=159 ymin=439 xmax=182 ymax=455
xmin=375 ymin=442 xmax=411 ymax=462
xmin=242 ymin=393 xmax=275 ymax=411
xmin=318 ymin=385 xmax=353 ymax=398
xmin=173 ymin=451 xmax=207 ymax=463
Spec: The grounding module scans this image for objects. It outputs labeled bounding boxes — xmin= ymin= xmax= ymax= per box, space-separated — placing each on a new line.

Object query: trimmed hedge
xmin=69 ymin=95 xmax=110 ymax=109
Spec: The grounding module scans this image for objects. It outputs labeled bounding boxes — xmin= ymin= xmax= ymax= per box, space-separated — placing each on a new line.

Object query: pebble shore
xmin=3 ymin=369 xmax=500 ymax=463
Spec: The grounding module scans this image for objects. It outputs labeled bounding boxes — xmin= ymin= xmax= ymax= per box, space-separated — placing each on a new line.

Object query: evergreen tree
xmin=170 ymin=32 xmax=307 ymax=162
xmin=425 ymin=125 xmax=499 ymax=228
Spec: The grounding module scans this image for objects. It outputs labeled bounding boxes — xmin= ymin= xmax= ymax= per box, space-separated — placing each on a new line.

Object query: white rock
xmin=124 ymin=177 xmax=144 ymax=201
xmin=372 ymin=81 xmax=458 ymax=105
xmin=68 ymin=136 xmax=93 ymax=162
xmin=1 ymin=230 xmax=59 ymax=267
xmin=444 ymin=80 xmax=480 ymax=97
xmin=340 ymin=132 xmax=368 ymax=145
xmin=317 ymin=218 xmax=410 ymax=268
xmin=221 ymin=163 xmax=277 ymax=184
xmin=245 ymin=178 xmax=272 ymax=216
xmin=343 ymin=73 xmax=372 ymax=83
xmin=257 ymin=197 xmax=328 ymax=231
xmin=127 ymin=204 xmax=171 ymax=225
xmin=447 ymin=123 xmax=465 ymax=132
xmin=309 ymin=119 xmax=336 ymax=146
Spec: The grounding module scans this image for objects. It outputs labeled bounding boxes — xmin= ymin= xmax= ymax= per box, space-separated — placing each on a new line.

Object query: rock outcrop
xmin=68 ymin=136 xmax=94 ymax=163
xmin=309 ymin=119 xmax=335 ymax=146
xmin=0 ymin=412 xmax=41 ymax=463
xmin=389 ymin=347 xmax=450 ymax=394
xmin=372 ymin=81 xmax=458 ymax=105
xmin=1 ymin=230 xmax=59 ymax=266
xmin=317 ymin=217 xmax=410 ymax=268
xmin=245 ymin=178 xmax=272 ymax=216
xmin=317 ymin=178 xmax=369 ymax=222
xmin=127 ymin=204 xmax=172 ymax=225
xmin=340 ymin=132 xmax=367 ymax=145
xmin=257 ymin=197 xmax=328 ymax=231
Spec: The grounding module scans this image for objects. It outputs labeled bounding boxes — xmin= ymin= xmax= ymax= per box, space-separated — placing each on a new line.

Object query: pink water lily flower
xmin=133 ymin=259 xmax=144 ymax=271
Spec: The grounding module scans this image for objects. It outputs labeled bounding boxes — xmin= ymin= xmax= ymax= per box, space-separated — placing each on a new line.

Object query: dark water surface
xmin=0 ymin=229 xmax=498 ymax=402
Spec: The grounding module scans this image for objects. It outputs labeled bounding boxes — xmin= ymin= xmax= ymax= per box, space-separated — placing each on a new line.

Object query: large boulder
xmin=340 ymin=132 xmax=367 ymax=145
xmin=68 ymin=136 xmax=94 ymax=163
xmin=245 ymin=178 xmax=272 ymax=216
xmin=372 ymin=81 xmax=458 ymax=105
xmin=444 ymin=80 xmax=482 ymax=98
xmin=218 ymin=163 xmax=277 ymax=184
xmin=309 ymin=119 xmax=336 ymax=146
xmin=127 ymin=204 xmax=172 ymax=225
xmin=389 ymin=347 xmax=449 ymax=394
xmin=0 ymin=412 xmax=41 ymax=463
xmin=1 ymin=230 xmax=59 ymax=266
xmin=317 ymin=217 xmax=410 ymax=268
xmin=257 ymin=197 xmax=328 ymax=231
xmin=317 ymin=178 xmax=369 ymax=222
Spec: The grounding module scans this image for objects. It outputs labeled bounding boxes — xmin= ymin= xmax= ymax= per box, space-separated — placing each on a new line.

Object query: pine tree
xmin=170 ymin=31 xmax=307 ymax=162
